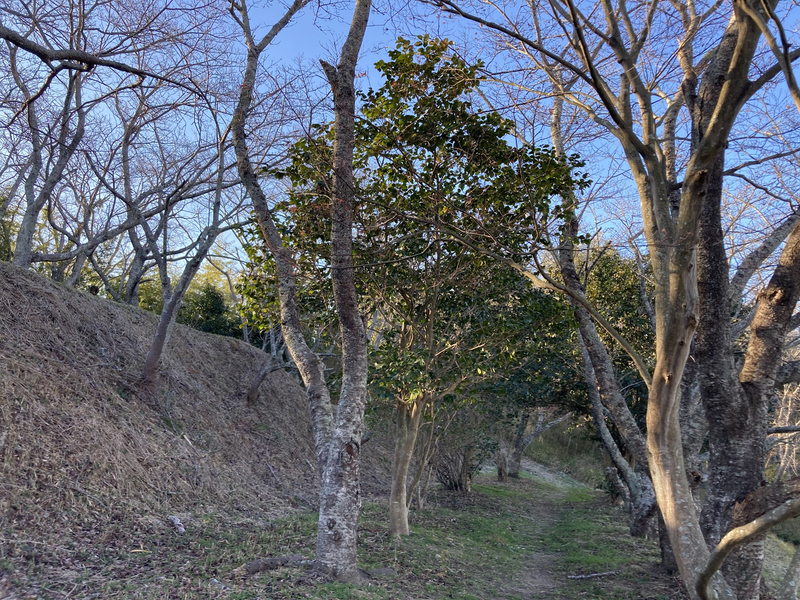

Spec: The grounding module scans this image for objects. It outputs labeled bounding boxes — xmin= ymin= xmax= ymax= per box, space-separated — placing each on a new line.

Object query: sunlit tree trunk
xmin=231 ymin=0 xmax=370 ymax=581
xmin=389 ymin=396 xmax=424 ymax=536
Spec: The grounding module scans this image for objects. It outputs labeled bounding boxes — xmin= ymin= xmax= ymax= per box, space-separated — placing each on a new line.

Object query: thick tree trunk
xmin=496 ymin=448 xmax=508 ymax=482
xmin=390 ymin=397 xmax=424 ymax=536
xmin=696 ymin=154 xmax=767 ymax=600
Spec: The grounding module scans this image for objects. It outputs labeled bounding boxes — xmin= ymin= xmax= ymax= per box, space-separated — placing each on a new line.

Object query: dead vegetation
xmin=0 ymin=263 xmax=328 ymax=579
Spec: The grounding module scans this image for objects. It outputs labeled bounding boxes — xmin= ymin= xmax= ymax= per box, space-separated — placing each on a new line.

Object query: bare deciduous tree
xmin=230 ymin=0 xmax=372 ymax=581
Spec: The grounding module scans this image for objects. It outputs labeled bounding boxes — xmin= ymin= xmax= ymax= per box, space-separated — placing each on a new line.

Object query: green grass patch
xmin=526 ymin=422 xmax=607 ymax=488
xmin=472 ymin=483 xmax=528 ymax=498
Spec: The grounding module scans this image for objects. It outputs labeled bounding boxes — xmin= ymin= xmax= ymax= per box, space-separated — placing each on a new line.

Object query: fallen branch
xmin=567 ymin=571 xmax=617 ymax=580
xmin=265 ymin=460 xmax=281 ymax=483
xmin=232 ymin=553 xmax=308 ymax=576
xmin=768 ymin=426 xmax=800 ymax=434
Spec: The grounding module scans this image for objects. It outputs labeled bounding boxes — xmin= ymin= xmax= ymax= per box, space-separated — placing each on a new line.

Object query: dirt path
xmin=487 ymin=459 xmax=685 ymax=600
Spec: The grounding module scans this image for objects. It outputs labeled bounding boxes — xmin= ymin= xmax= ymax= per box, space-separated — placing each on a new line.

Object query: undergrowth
xmin=2 ymin=475 xmax=684 ymax=599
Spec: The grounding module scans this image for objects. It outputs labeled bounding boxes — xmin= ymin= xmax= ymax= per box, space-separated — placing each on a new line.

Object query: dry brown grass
xmin=0 ymin=262 xmax=321 ymax=539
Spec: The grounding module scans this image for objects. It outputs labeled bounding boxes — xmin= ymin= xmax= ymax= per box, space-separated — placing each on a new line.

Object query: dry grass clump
xmin=0 ymin=262 xmax=319 ymax=541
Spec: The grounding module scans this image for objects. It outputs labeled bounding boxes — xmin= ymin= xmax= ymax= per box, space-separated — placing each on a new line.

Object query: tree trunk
xmin=312 ymin=0 xmax=371 ymax=581
xmin=695 ymin=153 xmax=767 ymax=600
xmin=777 ymin=545 xmax=800 ymax=600
xmin=496 ymin=448 xmax=508 ymax=482
xmin=141 ymin=229 xmax=217 ymax=389
xmin=579 ymin=333 xmax=658 ymax=536
xmin=461 ymin=446 xmax=473 ymax=493
xmin=509 ymin=408 xmax=572 ymax=480
xmin=14 ymin=140 xmax=85 ymax=268
xmin=508 ymin=411 xmax=530 ymax=478
xmin=390 ymin=397 xmax=424 ymax=536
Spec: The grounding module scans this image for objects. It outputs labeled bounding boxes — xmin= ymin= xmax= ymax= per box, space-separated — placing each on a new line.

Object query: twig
xmin=265 ymin=460 xmax=281 ymax=483
xmin=567 ymin=571 xmax=617 ymax=579
xmin=69 ymin=485 xmax=108 ymax=509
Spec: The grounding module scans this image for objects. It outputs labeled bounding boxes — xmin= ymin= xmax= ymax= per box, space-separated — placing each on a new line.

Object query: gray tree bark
xmin=507 ymin=409 xmax=571 ymax=479
xmin=230 ymin=0 xmax=370 ymax=582
xmin=389 ymin=397 xmax=424 ymax=536
xmin=314 ymin=2 xmax=371 ymax=578
xmin=12 ymin=68 xmax=86 ymax=269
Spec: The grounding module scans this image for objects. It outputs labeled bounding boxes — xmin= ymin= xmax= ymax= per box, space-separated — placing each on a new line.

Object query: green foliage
xmin=266 ymin=37 xmax=590 ymax=415
xmin=526 ymin=421 xmax=608 ymax=488
xmin=583 ymin=248 xmax=656 ymax=430
xmin=139 ymin=278 xmax=242 ymax=338
xmin=772 ymin=517 xmax=800 ymax=545
xmin=137 ymin=279 xmax=163 ymax=313
xmin=236 ymin=219 xmax=337 ymax=353
xmin=0 ymin=203 xmax=16 ymax=262
xmin=177 ymin=282 xmax=241 ymax=337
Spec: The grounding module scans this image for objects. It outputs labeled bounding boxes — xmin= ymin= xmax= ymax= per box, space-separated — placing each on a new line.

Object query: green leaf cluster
xmin=242 ymin=36 xmax=592 ymax=418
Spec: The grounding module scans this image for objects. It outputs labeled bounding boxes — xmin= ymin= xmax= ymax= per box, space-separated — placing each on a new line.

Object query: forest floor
xmin=1 ymin=265 xmax=793 ymax=599
xmin=0 ymin=461 xmax=688 ymax=600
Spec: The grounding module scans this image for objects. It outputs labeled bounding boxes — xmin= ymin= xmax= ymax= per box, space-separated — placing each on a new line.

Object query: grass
xmin=526 ymin=422 xmax=608 ymax=488
xmin=2 ymin=475 xmax=685 ymax=599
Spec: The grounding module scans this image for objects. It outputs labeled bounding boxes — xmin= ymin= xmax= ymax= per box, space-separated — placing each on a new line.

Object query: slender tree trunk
xmin=508 ymin=411 xmax=530 ymax=478
xmin=460 ymin=445 xmax=474 ymax=493
xmin=558 ymin=231 xmax=650 ymax=469
xmin=141 ymin=229 xmax=217 ymax=388
xmin=124 ymin=242 xmax=147 ymax=305
xmin=65 ymin=253 xmax=87 ymax=287
xmin=579 ymin=334 xmax=658 ymax=536
xmin=508 ymin=409 xmax=572 ymax=480
xmin=14 ymin=105 xmax=86 ymax=267
xmin=390 ymin=397 xmax=424 ymax=536
xmin=407 ymin=405 xmax=446 ymax=509
xmin=313 ymin=3 xmax=371 ymax=579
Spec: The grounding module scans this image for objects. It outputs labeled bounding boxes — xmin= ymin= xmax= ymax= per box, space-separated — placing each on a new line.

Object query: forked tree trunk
xmin=13 ymin=74 xmax=86 ymax=270
xmin=230 ymin=0 xmax=370 ymax=582
xmin=390 ymin=396 xmax=424 ymax=536
xmin=508 ymin=409 xmax=572 ymax=479
xmin=313 ymin=1 xmax=371 ymax=580
xmin=141 ymin=229 xmax=217 ymax=389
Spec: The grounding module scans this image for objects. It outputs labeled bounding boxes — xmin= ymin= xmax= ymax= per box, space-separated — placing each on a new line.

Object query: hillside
xmin=0 ymin=263 xmax=348 ymax=593
xmin=6 ymin=264 xmax=790 ymax=600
